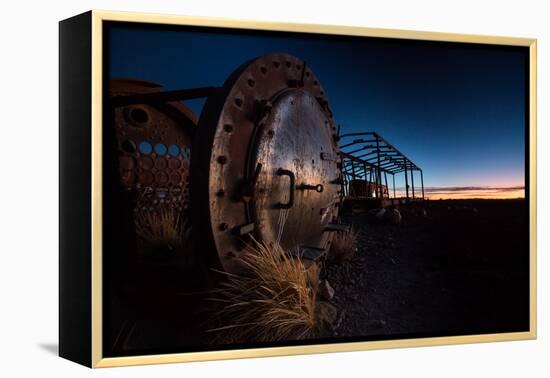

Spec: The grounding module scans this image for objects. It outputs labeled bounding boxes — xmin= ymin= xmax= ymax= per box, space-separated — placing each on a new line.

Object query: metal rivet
xmin=219 ymin=223 xmax=229 ymax=231
xmin=273 ymin=61 xmax=280 ymax=68
xmin=285 ymin=61 xmax=291 ymax=68
xmin=267 ymin=130 xmax=274 ymax=137
xmin=216 ymin=190 xmax=225 ymax=197
xmin=217 ymin=156 xmax=227 ymax=164
xmin=235 ymin=98 xmax=243 ymax=107
xmin=224 ymin=124 xmax=233 ymax=133
xmin=260 ymin=66 xmax=267 ymax=74
xmin=247 ymin=78 xmax=255 ymax=87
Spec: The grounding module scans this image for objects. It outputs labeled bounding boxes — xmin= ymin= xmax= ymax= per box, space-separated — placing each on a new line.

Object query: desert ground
xmin=107 ymin=198 xmax=529 ymax=355
xmin=322 ymin=198 xmax=530 ymax=340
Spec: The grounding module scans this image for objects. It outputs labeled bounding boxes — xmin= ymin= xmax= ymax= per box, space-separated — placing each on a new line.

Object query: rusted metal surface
xmin=109 ymin=79 xmax=197 ymax=215
xmin=192 ymin=53 xmax=342 ymax=273
xmin=349 ymin=179 xmax=389 ymax=198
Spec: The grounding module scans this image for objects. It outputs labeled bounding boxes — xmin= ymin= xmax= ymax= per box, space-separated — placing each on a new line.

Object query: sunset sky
xmin=107 ymin=24 xmax=527 ymax=199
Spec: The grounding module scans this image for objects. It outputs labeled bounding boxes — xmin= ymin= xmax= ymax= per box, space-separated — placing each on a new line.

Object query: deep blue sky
xmin=108 ymin=25 xmax=527 ymax=189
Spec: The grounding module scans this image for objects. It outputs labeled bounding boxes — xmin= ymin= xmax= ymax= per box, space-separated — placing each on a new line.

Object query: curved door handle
xmin=276 ymin=168 xmax=295 ymax=209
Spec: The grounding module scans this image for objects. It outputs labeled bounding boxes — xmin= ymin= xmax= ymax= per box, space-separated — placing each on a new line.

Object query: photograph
xmin=101 ymin=20 xmax=531 ymax=358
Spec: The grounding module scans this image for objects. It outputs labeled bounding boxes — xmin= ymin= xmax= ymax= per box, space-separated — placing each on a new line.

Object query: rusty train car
xmin=107 ymin=53 xmax=345 ymax=274
xmin=108 ymin=79 xmax=197 ymax=258
xmin=349 ymin=179 xmax=389 ymax=198
xmin=110 ymin=79 xmax=196 ymax=214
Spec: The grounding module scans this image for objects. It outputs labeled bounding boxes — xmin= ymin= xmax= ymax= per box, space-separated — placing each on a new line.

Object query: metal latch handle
xmin=299 ymin=183 xmax=324 ymax=193
xmin=276 ymin=168 xmax=295 ymax=209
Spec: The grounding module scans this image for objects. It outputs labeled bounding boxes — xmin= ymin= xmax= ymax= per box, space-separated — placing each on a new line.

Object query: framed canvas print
xmin=59 ymin=10 xmax=537 ymax=368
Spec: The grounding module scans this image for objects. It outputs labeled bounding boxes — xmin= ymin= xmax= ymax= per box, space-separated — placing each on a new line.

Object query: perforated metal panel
xmin=109 ymin=79 xmax=196 ymax=215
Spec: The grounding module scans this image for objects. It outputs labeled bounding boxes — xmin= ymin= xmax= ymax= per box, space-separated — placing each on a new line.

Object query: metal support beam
xmin=344 ymin=144 xmax=377 ymax=155
xmin=392 ymin=174 xmax=396 ymax=199
xmin=384 ymin=171 xmax=389 ymax=199
xmin=411 ymin=164 xmax=415 ymax=199
xmin=421 ymin=170 xmax=425 ymax=199
xmin=110 ymin=86 xmax=219 ymax=107
xmin=376 ymin=137 xmax=382 ymax=199
xmin=356 ymin=151 xmax=378 ymax=159
xmin=404 ymin=165 xmax=409 ymax=199
xmin=339 ymin=139 xmax=377 ymax=149
xmin=350 ymin=159 xmax=357 ymax=196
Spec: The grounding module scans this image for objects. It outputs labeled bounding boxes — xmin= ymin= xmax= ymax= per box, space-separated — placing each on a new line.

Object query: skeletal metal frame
xmin=339 ymin=132 xmax=424 ymax=200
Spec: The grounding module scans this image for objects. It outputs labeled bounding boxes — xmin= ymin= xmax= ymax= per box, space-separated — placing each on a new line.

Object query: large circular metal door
xmin=192 ymin=53 xmax=341 ymax=273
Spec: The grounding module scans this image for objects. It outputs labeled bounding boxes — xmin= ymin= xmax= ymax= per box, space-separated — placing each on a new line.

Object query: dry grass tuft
xmin=209 ymin=240 xmax=320 ymax=343
xmin=135 ymin=207 xmax=191 ymax=253
xmin=328 ymin=228 xmax=357 ymax=264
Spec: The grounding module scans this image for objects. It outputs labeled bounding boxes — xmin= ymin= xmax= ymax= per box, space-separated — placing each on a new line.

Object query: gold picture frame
xmin=59 ymin=9 xmax=537 ymax=368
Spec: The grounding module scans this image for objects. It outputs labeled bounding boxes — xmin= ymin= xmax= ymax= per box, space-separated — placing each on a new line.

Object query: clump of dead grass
xmin=135 ymin=207 xmax=191 ymax=252
xmin=209 ymin=240 xmax=320 ymax=343
xmin=328 ymin=228 xmax=357 ymax=264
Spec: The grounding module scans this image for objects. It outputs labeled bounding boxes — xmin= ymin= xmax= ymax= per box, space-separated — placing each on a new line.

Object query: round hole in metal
xmin=156 ymin=172 xmax=169 ymax=185
xmin=138 ymin=156 xmax=154 ymax=170
xmin=169 ymin=158 xmax=181 ymax=170
xmin=154 ymin=158 xmax=168 ymax=169
xmin=121 ymin=140 xmax=136 ymax=153
xmin=155 ymin=143 xmax=167 ymax=156
xmin=125 ymin=107 xmax=150 ymax=126
xmin=168 ymin=144 xmax=180 ymax=157
xmin=138 ymin=141 xmax=153 ymax=155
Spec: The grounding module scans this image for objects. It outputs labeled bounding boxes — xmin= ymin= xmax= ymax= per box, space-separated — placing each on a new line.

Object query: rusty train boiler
xmin=108 ymin=53 xmax=346 ymax=275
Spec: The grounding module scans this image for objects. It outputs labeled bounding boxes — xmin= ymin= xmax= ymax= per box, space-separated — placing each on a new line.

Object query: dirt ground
xmin=109 ymin=198 xmax=529 ymax=355
xmin=322 ymin=199 xmax=530 ymax=340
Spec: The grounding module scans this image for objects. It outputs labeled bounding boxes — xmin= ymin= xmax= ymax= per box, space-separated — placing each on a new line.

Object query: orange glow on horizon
xmin=424 ymin=188 xmax=525 ymax=200
xmin=389 ymin=186 xmax=525 ymax=200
